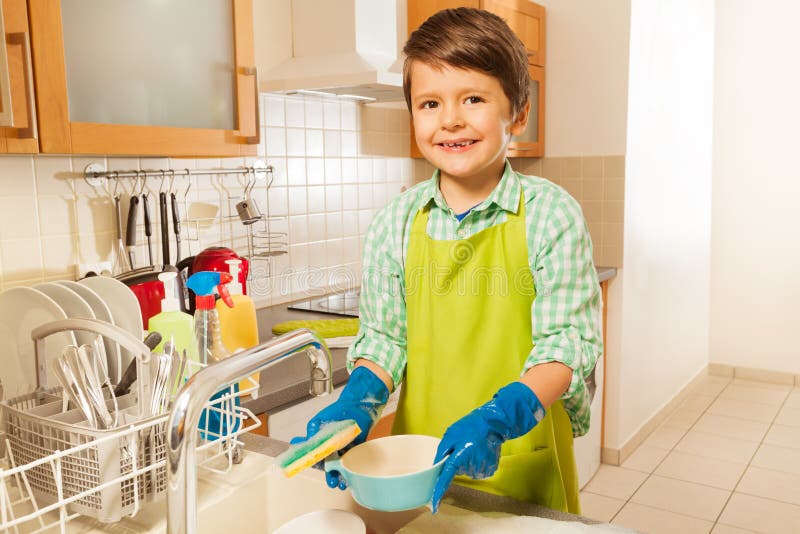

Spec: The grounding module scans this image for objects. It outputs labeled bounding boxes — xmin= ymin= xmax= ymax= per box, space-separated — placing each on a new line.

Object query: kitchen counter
xmin=246 ymin=266 xmax=617 ymax=416
xmin=240 ymin=433 xmax=605 ymax=526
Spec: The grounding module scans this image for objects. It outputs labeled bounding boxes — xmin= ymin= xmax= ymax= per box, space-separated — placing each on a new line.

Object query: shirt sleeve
xmin=346 ymin=203 xmax=408 ymax=388
xmin=524 ymin=192 xmax=603 ymax=434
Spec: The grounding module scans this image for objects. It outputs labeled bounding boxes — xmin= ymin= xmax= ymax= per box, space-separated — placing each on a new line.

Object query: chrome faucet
xmin=166 ymin=329 xmax=333 ymax=534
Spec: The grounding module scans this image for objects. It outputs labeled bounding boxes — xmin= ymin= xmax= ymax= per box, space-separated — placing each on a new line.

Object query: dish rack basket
xmin=0 ymin=318 xmax=260 ymax=531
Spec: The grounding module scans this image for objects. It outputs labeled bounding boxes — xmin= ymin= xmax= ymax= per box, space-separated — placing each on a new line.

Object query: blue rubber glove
xmin=431 ymin=382 xmax=545 ymax=513
xmin=290 ymin=365 xmax=390 ymax=490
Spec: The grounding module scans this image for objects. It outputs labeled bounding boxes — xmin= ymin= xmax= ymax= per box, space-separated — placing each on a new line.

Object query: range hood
xmin=262 ymin=0 xmax=406 ymax=102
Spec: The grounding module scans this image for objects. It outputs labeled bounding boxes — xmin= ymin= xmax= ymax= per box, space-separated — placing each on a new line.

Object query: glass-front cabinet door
xmin=28 ymin=0 xmax=258 ymax=156
xmin=0 ymin=0 xmax=38 ymax=153
xmin=508 ymin=63 xmax=544 ymax=158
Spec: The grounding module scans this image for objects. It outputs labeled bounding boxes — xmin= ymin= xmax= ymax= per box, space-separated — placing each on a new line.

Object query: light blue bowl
xmin=324 ymin=434 xmax=446 ymax=512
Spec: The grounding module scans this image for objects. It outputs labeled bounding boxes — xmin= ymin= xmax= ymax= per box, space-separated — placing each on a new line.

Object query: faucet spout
xmin=166 ymin=329 xmax=332 ymax=534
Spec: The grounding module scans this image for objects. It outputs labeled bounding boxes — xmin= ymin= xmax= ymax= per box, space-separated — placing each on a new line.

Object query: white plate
xmin=78 ymin=276 xmax=143 ymax=383
xmin=0 ymin=287 xmax=77 ymax=395
xmin=34 ymin=283 xmax=96 ymax=348
xmin=273 ymin=510 xmax=365 ymax=534
xmin=55 ymin=280 xmax=122 ymax=383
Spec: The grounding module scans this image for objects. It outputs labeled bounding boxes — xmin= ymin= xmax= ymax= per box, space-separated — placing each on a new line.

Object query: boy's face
xmin=409 ymin=61 xmax=529 ymax=186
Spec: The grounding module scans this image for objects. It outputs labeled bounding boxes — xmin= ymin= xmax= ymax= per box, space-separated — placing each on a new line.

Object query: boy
xmin=294 ymin=7 xmax=602 ymax=514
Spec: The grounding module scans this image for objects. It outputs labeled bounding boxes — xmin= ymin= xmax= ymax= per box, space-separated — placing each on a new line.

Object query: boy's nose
xmin=440 ymin=107 xmax=465 ymax=130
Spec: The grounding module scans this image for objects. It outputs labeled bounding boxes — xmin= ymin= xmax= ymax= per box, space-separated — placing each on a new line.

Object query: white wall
xmin=604 ymin=0 xmax=715 ymax=449
xmin=710 ymin=1 xmax=800 ymax=374
xmin=539 ymin=0 xmax=631 ymax=156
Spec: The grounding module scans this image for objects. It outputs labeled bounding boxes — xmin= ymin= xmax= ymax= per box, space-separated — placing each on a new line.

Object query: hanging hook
xmin=183 ymin=169 xmax=192 ymax=200
xmin=136 ymin=170 xmax=147 ymax=196
xmin=168 ymin=169 xmax=176 ymax=194
xmin=112 ymin=171 xmax=121 ymax=197
xmin=159 ymin=170 xmax=167 ymax=194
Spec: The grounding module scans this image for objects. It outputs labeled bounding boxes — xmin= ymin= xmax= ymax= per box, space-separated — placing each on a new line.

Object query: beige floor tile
xmin=612 ymin=502 xmax=714 ymax=534
xmin=583 ymin=465 xmax=649 ymax=501
xmin=643 ymin=424 xmax=689 ymax=450
xmin=707 ymin=397 xmax=780 ymax=424
xmin=718 ymin=493 xmax=800 ymax=534
xmin=664 ymin=405 xmax=706 ymax=430
xmin=578 ymin=491 xmax=626 ymax=523
xmin=763 ymin=424 xmax=800 ymax=450
xmin=682 ymin=393 xmax=719 ymax=411
xmin=692 ymin=376 xmax=731 ymax=397
xmin=631 ymin=475 xmax=730 ymax=521
xmin=784 ymin=389 xmax=800 ymax=409
xmin=692 ymin=413 xmax=770 ymax=442
xmin=774 ymin=405 xmax=800 ymax=427
xmin=621 ymin=444 xmax=671 ymax=473
xmin=655 ymin=450 xmax=747 ymax=491
xmin=737 ymin=466 xmax=800 ymax=506
xmin=676 ymin=430 xmax=761 ymax=464
xmin=721 ymin=381 xmax=792 ymax=406
xmin=751 ymin=444 xmax=800 ymax=476
xmin=711 ymin=525 xmax=759 ymax=533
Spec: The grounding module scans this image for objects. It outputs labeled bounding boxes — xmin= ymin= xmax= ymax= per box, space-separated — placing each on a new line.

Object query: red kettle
xmin=176 ymin=247 xmax=249 ymax=311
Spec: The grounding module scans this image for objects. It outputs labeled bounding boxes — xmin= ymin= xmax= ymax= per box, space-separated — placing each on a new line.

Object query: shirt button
xmin=457 ymin=229 xmax=467 ymax=238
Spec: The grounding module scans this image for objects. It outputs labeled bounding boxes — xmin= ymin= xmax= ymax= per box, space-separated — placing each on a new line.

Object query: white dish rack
xmin=0 ymin=318 xmax=260 ymax=532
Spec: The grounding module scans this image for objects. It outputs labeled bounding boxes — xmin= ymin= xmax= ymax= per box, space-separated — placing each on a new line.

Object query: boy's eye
xmin=465 ymin=96 xmax=483 ymax=104
xmin=420 ymin=101 xmax=438 ymax=109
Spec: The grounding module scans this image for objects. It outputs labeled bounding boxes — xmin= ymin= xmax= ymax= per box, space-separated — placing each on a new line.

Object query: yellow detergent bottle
xmin=148 ymin=272 xmax=199 ymax=392
xmin=216 ymin=259 xmax=260 ymax=391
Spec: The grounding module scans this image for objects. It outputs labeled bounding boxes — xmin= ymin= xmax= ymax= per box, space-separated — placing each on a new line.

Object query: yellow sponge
xmin=276 ymin=420 xmax=361 ymax=477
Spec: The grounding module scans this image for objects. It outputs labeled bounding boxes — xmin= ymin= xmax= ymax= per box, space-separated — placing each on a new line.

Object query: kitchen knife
xmin=114 ymin=196 xmax=131 ymax=273
xmin=159 ymin=191 xmax=170 ymax=266
xmin=113 ymin=331 xmax=162 ymax=397
xmin=142 ymin=193 xmax=153 ymax=266
xmin=125 ymin=195 xmax=139 ymax=269
xmin=171 ymin=192 xmax=182 ymax=263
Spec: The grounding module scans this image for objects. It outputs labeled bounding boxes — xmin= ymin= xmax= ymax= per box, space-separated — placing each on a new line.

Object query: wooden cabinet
xmin=0 ymin=0 xmax=38 ymax=153
xmin=407 ymin=0 xmax=545 ymax=158
xmin=482 ymin=0 xmax=545 ymax=66
xmin=25 ymin=0 xmax=258 ymax=157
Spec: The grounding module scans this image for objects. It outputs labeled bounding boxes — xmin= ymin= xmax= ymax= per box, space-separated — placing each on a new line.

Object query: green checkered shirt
xmin=347 ymin=161 xmax=603 ymax=437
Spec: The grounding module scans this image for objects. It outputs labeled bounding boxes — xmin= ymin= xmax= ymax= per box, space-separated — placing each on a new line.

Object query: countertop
xmin=240 ymin=433 xmax=604 ymax=526
xmin=246 ymin=266 xmax=617 ymax=416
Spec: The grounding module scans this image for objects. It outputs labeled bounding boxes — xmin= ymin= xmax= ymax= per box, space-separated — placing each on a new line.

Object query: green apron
xmin=392 ymin=193 xmax=580 ymax=514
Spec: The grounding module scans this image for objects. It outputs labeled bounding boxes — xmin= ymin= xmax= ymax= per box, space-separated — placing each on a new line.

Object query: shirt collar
xmin=419 ymin=161 xmax=521 ymax=215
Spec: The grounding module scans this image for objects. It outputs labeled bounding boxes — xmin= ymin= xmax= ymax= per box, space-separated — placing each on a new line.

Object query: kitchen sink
xmin=56 ymin=450 xmax=425 ymax=533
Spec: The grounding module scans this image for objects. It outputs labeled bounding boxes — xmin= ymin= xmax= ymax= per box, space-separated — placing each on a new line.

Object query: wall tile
xmin=541 ymin=157 xmax=563 ymax=182
xmin=341 ymin=102 xmax=358 ymax=131
xmin=286 ymin=158 xmax=307 ymax=186
xmin=604 ymin=178 xmax=625 ymax=201
xmin=286 ymin=128 xmax=306 ymax=157
xmin=307 ymin=186 xmax=326 ymax=214
xmin=582 ymin=156 xmax=603 ymax=178
xmin=0 ymin=156 xmax=36 ymax=196
xmin=265 ymin=96 xmax=286 ymax=127
xmin=34 ymin=156 xmax=74 ymax=196
xmin=305 ymin=99 xmax=324 ymax=129
xmin=285 ymin=97 xmax=305 ymax=128
xmin=305 ymin=129 xmax=323 ymax=157
xmin=288 ymin=187 xmax=308 ymax=215
xmin=306 ymin=158 xmax=324 ymax=185
xmin=324 ymin=158 xmax=342 ymax=184
xmin=0 ymin=238 xmax=43 ymax=281
xmin=0 ymin=196 xmax=40 ymax=239
xmin=563 ymin=157 xmax=582 ymax=178
xmin=325 ymin=185 xmax=342 ymax=212
xmin=323 ymin=101 xmax=341 ymax=130
xmin=604 ymin=155 xmax=626 ymax=178
xmin=38 ymin=195 xmax=76 ymax=237
xmin=323 ymin=130 xmax=341 ymax=157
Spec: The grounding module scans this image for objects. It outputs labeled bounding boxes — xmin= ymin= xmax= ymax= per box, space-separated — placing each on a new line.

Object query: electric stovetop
xmin=287 ymin=290 xmax=360 ymax=317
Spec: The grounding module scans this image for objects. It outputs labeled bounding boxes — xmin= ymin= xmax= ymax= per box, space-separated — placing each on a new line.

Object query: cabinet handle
xmin=243 ymin=66 xmax=260 ymax=145
xmin=0 ymin=31 xmax=38 ymax=139
xmin=0 ymin=7 xmax=14 ymax=127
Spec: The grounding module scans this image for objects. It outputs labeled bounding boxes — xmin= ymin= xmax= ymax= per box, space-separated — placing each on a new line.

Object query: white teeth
xmin=442 ymin=141 xmax=474 ymax=148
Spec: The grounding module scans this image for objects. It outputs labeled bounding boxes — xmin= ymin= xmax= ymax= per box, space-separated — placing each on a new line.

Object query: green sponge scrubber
xmin=271 ymin=318 xmax=359 ymax=339
xmin=276 ymin=419 xmax=361 ymax=477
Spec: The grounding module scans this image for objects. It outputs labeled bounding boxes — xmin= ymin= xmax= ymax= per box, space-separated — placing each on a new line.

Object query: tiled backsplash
xmin=0 ymin=92 xmax=623 ymax=304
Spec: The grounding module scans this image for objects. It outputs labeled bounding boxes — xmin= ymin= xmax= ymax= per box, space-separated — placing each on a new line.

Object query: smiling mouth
xmin=438 ymin=140 xmax=477 ymax=148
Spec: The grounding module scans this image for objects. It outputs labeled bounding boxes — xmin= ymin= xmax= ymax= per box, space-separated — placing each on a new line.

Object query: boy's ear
xmin=510 ymin=101 xmax=531 ymax=136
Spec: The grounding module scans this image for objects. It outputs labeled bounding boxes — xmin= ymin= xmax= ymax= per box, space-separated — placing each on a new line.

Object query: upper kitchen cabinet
xmin=482 ymin=0 xmax=545 ymax=66
xmin=407 ymin=0 xmax=546 ymax=158
xmin=0 ymin=0 xmax=38 ymax=153
xmin=26 ymin=0 xmax=259 ymax=157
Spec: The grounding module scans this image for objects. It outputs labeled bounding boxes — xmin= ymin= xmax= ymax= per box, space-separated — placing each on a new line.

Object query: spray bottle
xmin=217 ymin=259 xmax=259 ymax=390
xmin=185 ymin=271 xmax=240 ymax=440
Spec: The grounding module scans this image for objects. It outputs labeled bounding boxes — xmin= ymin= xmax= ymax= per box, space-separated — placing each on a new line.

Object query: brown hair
xmin=403 ymin=7 xmax=530 ymax=115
